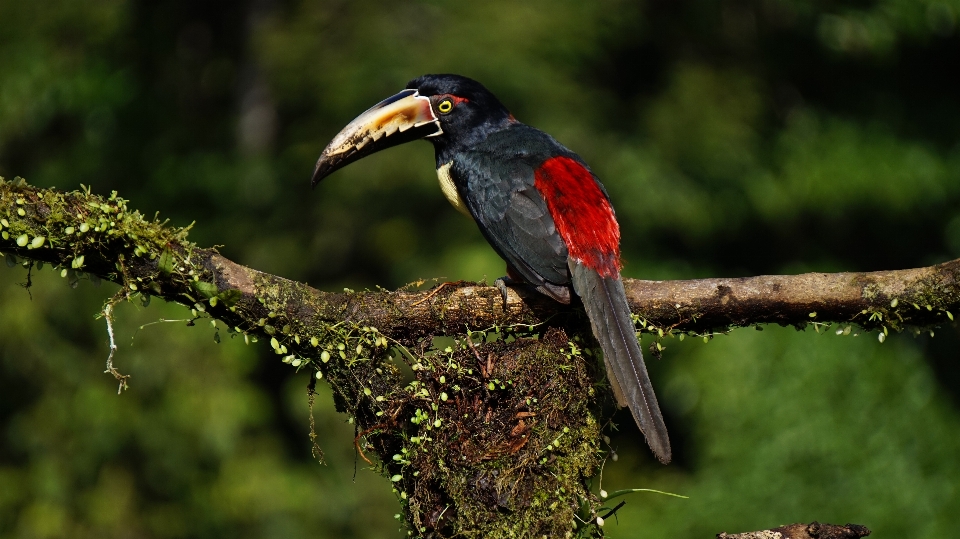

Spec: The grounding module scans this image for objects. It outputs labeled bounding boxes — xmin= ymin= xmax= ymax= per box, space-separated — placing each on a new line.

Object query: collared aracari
xmin=311 ymin=74 xmax=671 ymax=463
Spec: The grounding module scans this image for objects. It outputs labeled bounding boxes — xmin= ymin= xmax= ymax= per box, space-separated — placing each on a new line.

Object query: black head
xmin=405 ymin=74 xmax=512 ymax=149
xmin=312 ymin=74 xmax=513 ymax=185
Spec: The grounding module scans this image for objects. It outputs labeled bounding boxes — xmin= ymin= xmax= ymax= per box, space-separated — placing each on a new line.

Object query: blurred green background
xmin=2 ymin=0 xmax=960 ymax=537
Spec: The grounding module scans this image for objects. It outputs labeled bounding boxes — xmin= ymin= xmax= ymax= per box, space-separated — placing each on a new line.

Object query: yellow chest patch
xmin=437 ymin=162 xmax=471 ymax=217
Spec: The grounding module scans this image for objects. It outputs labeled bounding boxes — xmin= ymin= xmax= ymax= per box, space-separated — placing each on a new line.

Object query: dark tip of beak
xmin=310 ymin=143 xmax=355 ymax=188
xmin=311 ymin=162 xmax=331 ymax=188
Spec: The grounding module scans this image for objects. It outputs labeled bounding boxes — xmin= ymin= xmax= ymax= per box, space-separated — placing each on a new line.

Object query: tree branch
xmin=3 ymin=178 xmax=941 ymax=537
xmin=2 ymin=178 xmax=956 ymax=342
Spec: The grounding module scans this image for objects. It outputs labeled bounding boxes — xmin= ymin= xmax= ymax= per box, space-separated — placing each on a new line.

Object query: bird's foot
xmin=493 ymin=276 xmax=518 ymax=311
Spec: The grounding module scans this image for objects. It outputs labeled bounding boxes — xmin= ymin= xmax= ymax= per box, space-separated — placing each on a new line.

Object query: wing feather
xmin=455 ymin=131 xmax=570 ymax=288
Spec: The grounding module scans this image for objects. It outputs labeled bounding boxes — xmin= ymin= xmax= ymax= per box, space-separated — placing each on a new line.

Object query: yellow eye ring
xmin=437 ymin=99 xmax=453 ymax=114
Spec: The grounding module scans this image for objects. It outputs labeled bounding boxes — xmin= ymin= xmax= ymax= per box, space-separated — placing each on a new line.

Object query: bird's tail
xmin=569 ymin=260 xmax=672 ymax=463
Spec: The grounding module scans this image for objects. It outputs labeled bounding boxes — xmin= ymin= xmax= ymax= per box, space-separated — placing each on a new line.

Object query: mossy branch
xmin=0 ymin=178 xmax=944 ymax=537
xmin=1 ymin=179 xmax=957 ymax=342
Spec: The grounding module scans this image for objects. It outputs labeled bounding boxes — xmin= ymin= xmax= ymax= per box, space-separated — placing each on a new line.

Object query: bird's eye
xmin=437 ymin=99 xmax=453 ymax=114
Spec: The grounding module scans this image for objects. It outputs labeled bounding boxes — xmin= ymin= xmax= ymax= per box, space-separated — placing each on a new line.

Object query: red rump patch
xmin=534 ymin=156 xmax=622 ymax=277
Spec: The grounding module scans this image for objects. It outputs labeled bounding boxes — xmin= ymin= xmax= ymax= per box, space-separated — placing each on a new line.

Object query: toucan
xmin=311 ymin=74 xmax=671 ymax=464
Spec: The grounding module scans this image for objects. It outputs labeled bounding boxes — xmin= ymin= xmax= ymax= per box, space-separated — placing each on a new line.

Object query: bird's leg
xmin=494 ymin=276 xmax=517 ymax=311
xmin=494 ymin=265 xmax=526 ymax=311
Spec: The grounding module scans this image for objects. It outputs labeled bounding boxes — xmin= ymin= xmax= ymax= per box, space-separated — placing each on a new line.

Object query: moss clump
xmin=359 ymin=327 xmax=604 ymax=538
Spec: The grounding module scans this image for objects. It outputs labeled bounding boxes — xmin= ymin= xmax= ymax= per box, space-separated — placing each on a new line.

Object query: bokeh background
xmin=2 ymin=1 xmax=960 ymax=537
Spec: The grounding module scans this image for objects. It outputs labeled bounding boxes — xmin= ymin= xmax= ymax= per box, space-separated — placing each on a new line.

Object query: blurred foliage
xmin=2 ymin=0 xmax=960 ymax=537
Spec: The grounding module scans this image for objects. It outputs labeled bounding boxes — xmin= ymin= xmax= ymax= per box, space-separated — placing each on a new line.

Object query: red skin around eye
xmin=438 ymin=94 xmax=469 ymax=106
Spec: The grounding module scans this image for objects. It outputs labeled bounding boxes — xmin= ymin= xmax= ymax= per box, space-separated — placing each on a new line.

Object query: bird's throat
xmin=436 ymin=162 xmax=472 ymax=217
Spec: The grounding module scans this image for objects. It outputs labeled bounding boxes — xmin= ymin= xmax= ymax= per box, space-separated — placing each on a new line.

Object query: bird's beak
xmin=311 ymin=89 xmax=441 ymax=186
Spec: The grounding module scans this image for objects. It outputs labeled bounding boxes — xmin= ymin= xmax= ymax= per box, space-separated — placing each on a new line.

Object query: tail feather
xmin=569 ymin=260 xmax=672 ymax=463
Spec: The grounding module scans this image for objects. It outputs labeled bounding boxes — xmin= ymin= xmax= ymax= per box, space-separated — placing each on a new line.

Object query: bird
xmin=311 ymin=74 xmax=671 ymax=464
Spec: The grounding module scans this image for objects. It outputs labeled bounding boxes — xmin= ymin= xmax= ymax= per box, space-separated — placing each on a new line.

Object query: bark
xmin=2 ymin=178 xmax=943 ymax=537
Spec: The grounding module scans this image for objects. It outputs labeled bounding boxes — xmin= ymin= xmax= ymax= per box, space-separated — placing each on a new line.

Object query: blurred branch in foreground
xmin=1 ymin=177 xmax=946 ymax=537
xmin=718 ymin=521 xmax=871 ymax=539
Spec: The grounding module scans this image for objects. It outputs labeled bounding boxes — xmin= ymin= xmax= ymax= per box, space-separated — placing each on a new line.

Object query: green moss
xmin=0 ymin=177 xmax=201 ymax=298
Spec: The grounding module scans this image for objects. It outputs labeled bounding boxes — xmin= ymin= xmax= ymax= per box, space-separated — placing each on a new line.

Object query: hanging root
xmin=307 ymin=376 xmax=326 ymax=464
xmin=102 ymin=298 xmax=130 ymax=394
